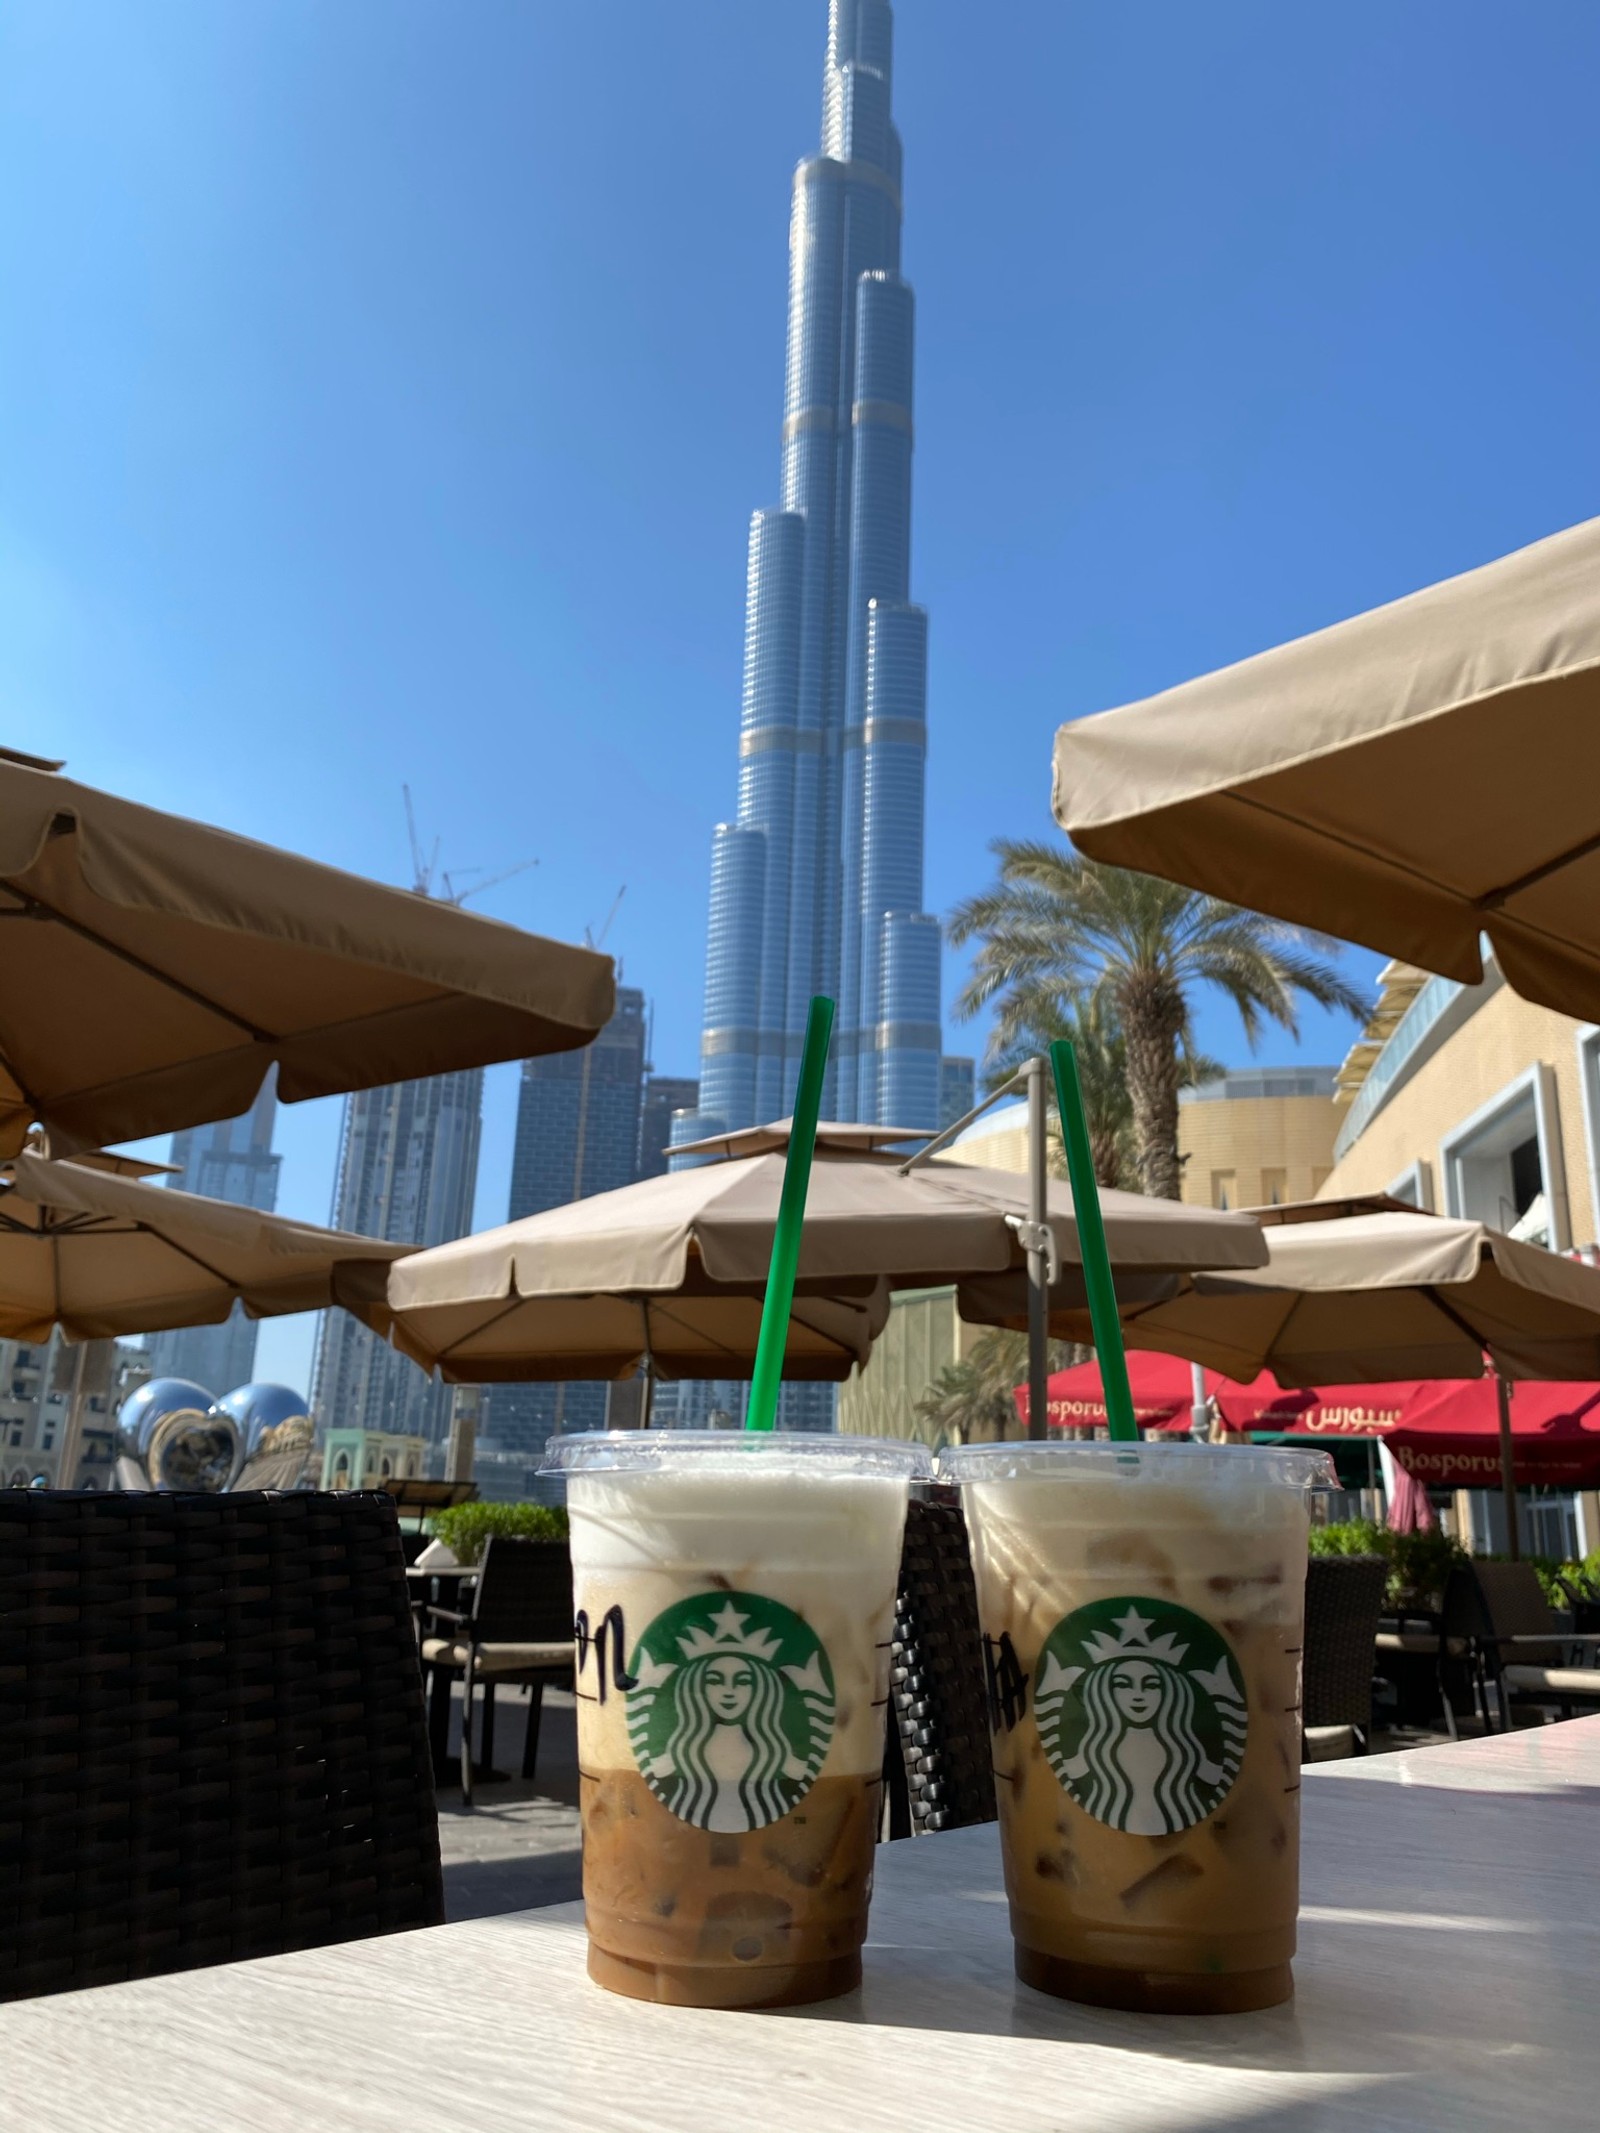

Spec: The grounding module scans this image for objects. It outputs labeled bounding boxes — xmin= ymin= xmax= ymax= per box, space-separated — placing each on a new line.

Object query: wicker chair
xmin=0 ymin=1490 xmax=443 ymax=2005
xmin=885 ymin=1494 xmax=996 ymax=1836
xmin=1302 ymin=1555 xmax=1389 ymax=1756
xmin=420 ymin=1537 xmax=573 ymax=1806
xmin=1442 ymin=1561 xmax=1600 ymax=1731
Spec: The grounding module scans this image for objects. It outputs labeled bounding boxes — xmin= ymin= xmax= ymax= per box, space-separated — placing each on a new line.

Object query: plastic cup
xmin=940 ymin=1440 xmax=1333 ymax=2014
xmin=540 ymin=1429 xmax=932 ymax=2009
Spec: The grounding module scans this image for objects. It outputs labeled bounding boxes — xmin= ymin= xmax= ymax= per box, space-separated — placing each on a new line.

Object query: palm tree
xmin=982 ymin=993 xmax=1135 ymax=1191
xmin=984 ymin=993 xmax=1225 ymax=1193
xmin=914 ymin=1329 xmax=1074 ymax=1446
xmin=949 ymin=841 xmax=1365 ymax=1201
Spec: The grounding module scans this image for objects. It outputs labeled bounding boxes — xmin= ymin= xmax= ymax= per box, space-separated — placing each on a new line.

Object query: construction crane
xmin=585 ymin=885 xmax=626 ymax=951
xmin=401 ymin=785 xmax=537 ymax=908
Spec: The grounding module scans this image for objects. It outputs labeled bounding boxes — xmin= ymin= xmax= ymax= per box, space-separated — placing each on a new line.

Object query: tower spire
xmin=690 ymin=0 xmax=940 ymax=1157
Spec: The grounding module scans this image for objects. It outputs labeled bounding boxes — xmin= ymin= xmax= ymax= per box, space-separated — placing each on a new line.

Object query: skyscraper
xmin=485 ymin=988 xmax=649 ymax=1457
xmin=637 ymin=1074 xmax=699 ymax=1181
xmin=147 ymin=1077 xmax=281 ymax=1394
xmin=310 ymin=1069 xmax=483 ymax=1456
xmin=687 ymin=0 xmax=945 ymax=1142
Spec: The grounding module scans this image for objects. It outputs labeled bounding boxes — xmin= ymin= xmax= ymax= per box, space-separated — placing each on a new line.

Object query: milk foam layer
xmin=569 ymin=1468 xmax=908 ymax=1779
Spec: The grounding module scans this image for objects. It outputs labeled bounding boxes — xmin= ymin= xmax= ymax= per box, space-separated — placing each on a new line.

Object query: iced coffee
xmin=941 ymin=1441 xmax=1332 ymax=2014
xmin=541 ymin=1430 xmax=931 ymax=2009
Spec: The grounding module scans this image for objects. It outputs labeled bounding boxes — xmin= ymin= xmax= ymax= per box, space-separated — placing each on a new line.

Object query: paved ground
xmin=434 ymin=1683 xmax=583 ymax=1923
xmin=431 ymin=1683 xmax=1465 ymax=1924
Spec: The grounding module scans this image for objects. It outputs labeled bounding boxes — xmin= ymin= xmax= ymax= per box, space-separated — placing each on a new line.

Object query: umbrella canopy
xmin=365 ymin=1121 xmax=1268 ymax=1385
xmin=0 ymin=1148 xmax=410 ymax=1342
xmin=1385 ymin=1378 xmax=1600 ymax=1492
xmin=0 ymin=753 xmax=615 ymax=1155
xmin=1043 ymin=1206 xmax=1600 ymax=1386
xmin=1053 ymin=516 xmax=1600 ymax=1024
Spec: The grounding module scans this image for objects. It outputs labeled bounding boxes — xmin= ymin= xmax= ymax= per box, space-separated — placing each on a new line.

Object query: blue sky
xmin=5 ymin=1 xmax=1599 ymax=1389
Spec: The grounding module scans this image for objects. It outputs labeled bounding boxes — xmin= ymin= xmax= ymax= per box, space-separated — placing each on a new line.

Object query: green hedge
xmin=1310 ymin=1522 xmax=1600 ymax=1610
xmin=1308 ymin=1519 xmax=1467 ymax=1608
xmin=430 ymin=1500 xmax=569 ymax=1565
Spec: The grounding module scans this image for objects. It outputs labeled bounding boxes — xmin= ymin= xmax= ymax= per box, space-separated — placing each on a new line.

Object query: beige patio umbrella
xmin=0 ymin=1148 xmax=411 ymax=1343
xmin=1029 ymin=1198 xmax=1600 ymax=1561
xmin=1052 ymin=515 xmax=1600 ymax=1024
xmin=0 ymin=1148 xmax=413 ymax=1488
xmin=357 ymin=1121 xmax=1268 ymax=1386
xmin=0 ymin=751 xmax=614 ymax=1155
xmin=1057 ymin=1204 xmax=1600 ymax=1387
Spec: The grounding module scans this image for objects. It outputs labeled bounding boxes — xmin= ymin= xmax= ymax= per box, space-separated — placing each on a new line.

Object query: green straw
xmin=746 ymin=994 xmax=835 ymax=1433
xmin=1049 ymin=1039 xmax=1139 ymax=1444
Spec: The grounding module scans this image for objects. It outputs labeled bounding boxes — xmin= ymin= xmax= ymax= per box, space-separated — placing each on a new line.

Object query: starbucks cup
xmin=940 ymin=1440 xmax=1334 ymax=2015
xmin=540 ymin=1430 xmax=932 ymax=2009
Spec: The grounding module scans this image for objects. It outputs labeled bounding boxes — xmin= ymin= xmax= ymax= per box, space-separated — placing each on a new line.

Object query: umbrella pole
xmin=1027 ymin=1057 xmax=1049 ymax=1443
xmin=1190 ymin=1362 xmax=1209 ymax=1442
xmin=55 ymin=1339 xmax=90 ymax=1491
xmin=1495 ymin=1372 xmax=1520 ymax=1562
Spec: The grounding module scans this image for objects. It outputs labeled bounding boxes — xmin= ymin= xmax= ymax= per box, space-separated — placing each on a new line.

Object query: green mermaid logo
xmin=1035 ymin=1599 xmax=1247 ymax=1835
xmin=625 ymin=1593 xmax=835 ymax=1833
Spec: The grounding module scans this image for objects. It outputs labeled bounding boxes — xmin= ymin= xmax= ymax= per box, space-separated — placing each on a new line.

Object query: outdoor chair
xmin=1441 ymin=1561 xmax=1600 ymax=1731
xmin=884 ymin=1493 xmax=996 ymax=1837
xmin=420 ymin=1536 xmax=573 ymax=1807
xmin=0 ymin=1489 xmax=443 ymax=2005
xmin=1301 ymin=1555 xmax=1389 ymax=1757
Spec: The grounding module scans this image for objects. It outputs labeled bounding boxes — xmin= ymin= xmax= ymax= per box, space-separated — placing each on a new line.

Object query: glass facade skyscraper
xmin=310 ymin=1068 xmax=483 ymax=1457
xmin=688 ymin=0 xmax=944 ymax=1141
xmin=147 ymin=1076 xmax=281 ymax=1395
xmin=485 ymin=988 xmax=649 ymax=1457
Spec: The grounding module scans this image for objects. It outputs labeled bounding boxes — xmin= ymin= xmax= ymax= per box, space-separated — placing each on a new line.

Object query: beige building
xmin=1177 ymin=1067 xmax=1340 ymax=1210
xmin=892 ymin=1066 xmax=1341 ymax=1209
xmin=1320 ymin=959 xmax=1600 ymax=1252
xmin=1321 ymin=956 xmax=1600 ymax=1557
xmin=836 ymin=1288 xmax=983 ymax=1445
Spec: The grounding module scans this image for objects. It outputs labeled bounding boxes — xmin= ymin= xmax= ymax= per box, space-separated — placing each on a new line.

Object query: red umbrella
xmin=1385 ymin=1379 xmax=1600 ymax=1491
xmin=1017 ymin=1357 xmax=1421 ymax=1437
xmin=1015 ymin=1352 xmax=1200 ymax=1434
xmin=1205 ymin=1380 xmax=1422 ymax=1438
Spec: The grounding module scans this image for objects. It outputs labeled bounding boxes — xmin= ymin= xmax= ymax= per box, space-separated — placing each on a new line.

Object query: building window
xmin=1211 ymin=1171 xmax=1236 ymax=1210
xmin=1577 ymin=1028 xmax=1600 ymax=1251
xmin=1387 ymin=1161 xmax=1434 ymax=1210
xmin=1261 ymin=1167 xmax=1287 ymax=1207
xmin=1440 ymin=1065 xmax=1569 ymax=1249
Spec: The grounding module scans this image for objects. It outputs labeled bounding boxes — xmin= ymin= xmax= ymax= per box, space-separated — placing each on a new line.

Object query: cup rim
xmin=538 ymin=1429 xmax=935 ymax=1478
xmin=936 ymin=1440 xmax=1336 ymax=1490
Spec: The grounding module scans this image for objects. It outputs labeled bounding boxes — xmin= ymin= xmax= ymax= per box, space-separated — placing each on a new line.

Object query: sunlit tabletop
xmin=5 ymin=1719 xmax=1596 ymax=2133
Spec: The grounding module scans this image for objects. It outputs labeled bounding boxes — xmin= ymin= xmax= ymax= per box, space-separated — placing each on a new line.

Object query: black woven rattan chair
xmin=884 ymin=1494 xmax=996 ymax=1837
xmin=1301 ymin=1554 xmax=1389 ymax=1756
xmin=421 ymin=1537 xmax=573 ymax=1806
xmin=0 ymin=1490 xmax=443 ymax=2005
xmin=1442 ymin=1561 xmax=1600 ymax=1731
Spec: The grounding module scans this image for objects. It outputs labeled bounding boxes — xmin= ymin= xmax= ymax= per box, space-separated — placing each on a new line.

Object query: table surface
xmin=7 ymin=1719 xmax=1597 ymax=2133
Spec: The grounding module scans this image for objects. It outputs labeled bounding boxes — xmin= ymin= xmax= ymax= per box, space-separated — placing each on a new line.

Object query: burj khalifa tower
xmin=682 ymin=0 xmax=945 ymax=1148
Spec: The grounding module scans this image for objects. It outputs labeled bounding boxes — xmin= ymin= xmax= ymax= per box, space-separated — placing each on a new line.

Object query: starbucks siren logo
xmin=1034 ymin=1598 xmax=1247 ymax=1835
xmin=625 ymin=1592 xmax=835 ymax=1833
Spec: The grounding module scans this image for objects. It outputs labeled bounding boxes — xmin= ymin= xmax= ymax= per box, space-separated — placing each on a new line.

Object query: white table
xmin=7 ymin=1721 xmax=1597 ymax=2132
